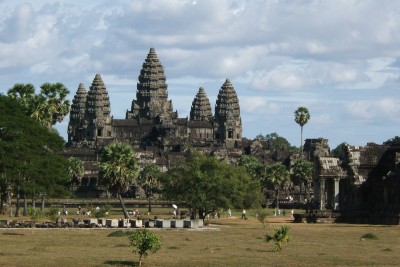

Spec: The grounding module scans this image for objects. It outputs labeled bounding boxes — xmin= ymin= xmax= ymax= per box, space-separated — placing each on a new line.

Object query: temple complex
xmin=63 ymin=48 xmax=285 ymax=196
xmin=63 ymin=48 xmax=400 ymax=224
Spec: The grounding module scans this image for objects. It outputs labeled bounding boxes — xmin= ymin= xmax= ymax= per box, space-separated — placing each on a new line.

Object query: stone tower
xmin=127 ymin=48 xmax=176 ymax=122
xmin=188 ymin=87 xmax=214 ymax=140
xmin=190 ymin=87 xmax=213 ymax=122
xmin=84 ymin=74 xmax=112 ymax=141
xmin=214 ymin=79 xmax=242 ymax=147
xmin=68 ymin=83 xmax=87 ymax=143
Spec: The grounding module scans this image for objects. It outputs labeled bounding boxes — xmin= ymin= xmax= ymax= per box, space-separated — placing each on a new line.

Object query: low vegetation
xmin=0 ymin=216 xmax=399 ymax=266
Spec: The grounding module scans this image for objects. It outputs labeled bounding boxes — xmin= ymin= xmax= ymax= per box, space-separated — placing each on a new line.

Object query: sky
xmin=0 ymin=0 xmax=399 ymax=149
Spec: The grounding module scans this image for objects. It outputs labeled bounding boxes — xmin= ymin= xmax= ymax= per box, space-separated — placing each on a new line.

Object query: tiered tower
xmin=127 ymin=48 xmax=176 ymax=122
xmin=214 ymin=79 xmax=242 ymax=147
xmin=84 ymin=74 xmax=112 ymax=141
xmin=68 ymin=83 xmax=87 ymax=143
xmin=190 ymin=87 xmax=213 ymax=122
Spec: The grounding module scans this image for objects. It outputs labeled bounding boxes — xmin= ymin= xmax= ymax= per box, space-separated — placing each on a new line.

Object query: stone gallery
xmin=63 ymin=48 xmax=400 ymax=224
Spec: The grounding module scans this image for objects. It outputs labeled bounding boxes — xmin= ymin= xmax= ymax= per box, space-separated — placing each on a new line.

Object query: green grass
xmin=0 ymin=216 xmax=399 ymax=266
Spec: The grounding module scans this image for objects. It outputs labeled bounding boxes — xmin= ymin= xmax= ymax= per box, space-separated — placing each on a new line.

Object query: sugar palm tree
xmin=293 ymin=159 xmax=313 ymax=202
xmin=263 ymin=163 xmax=290 ymax=210
xmin=138 ymin=163 xmax=161 ymax=213
xmin=294 ymin=106 xmax=310 ymax=158
xmin=99 ymin=143 xmax=139 ymax=219
xmin=7 ymin=82 xmax=70 ymax=130
xmin=67 ymin=157 xmax=84 ymax=197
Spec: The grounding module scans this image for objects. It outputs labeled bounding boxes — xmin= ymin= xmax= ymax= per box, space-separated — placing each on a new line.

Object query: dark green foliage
xmin=7 ymin=82 xmax=70 ymax=129
xmin=262 ymin=163 xmax=290 ymax=209
xmin=331 ymin=142 xmax=348 ymax=160
xmin=383 ymin=136 xmax=400 ymax=146
xmin=95 ymin=205 xmax=112 ymax=219
xmin=256 ymin=132 xmax=297 ymax=151
xmin=265 ymin=225 xmax=291 ymax=251
xmin=98 ymin=142 xmax=139 ymax=219
xmin=161 ymin=152 xmax=263 ymax=218
xmin=361 ymin=233 xmax=378 ymax=240
xmin=129 ymin=229 xmax=162 ymax=266
xmin=46 ymin=208 xmax=60 ymax=223
xmin=0 ymin=95 xmax=70 ymax=206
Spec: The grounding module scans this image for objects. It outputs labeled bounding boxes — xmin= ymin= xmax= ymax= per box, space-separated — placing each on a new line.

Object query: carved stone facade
xmin=308 ymin=139 xmax=400 ymax=224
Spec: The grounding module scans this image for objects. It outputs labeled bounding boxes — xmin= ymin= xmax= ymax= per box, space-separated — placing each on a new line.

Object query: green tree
xmin=98 ymin=142 xmax=139 ymax=219
xmin=263 ymin=163 xmax=290 ymax=210
xmin=128 ymin=229 xmax=162 ymax=266
xmin=265 ymin=225 xmax=291 ymax=252
xmin=331 ymin=142 xmax=348 ymax=160
xmin=138 ymin=163 xmax=161 ymax=213
xmin=67 ymin=157 xmax=84 ymax=197
xmin=294 ymin=106 xmax=311 ymax=157
xmin=256 ymin=132 xmax=297 ymax=151
xmin=383 ymin=136 xmax=400 ymax=146
xmin=293 ymin=159 xmax=313 ymax=201
xmin=237 ymin=155 xmax=262 ymax=180
xmin=7 ymin=82 xmax=70 ymax=130
xmin=0 ymin=95 xmax=69 ymax=216
xmin=161 ymin=152 xmax=262 ymax=219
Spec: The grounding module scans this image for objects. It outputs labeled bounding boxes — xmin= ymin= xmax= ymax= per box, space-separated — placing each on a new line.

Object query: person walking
xmin=241 ymin=209 xmax=247 ymax=220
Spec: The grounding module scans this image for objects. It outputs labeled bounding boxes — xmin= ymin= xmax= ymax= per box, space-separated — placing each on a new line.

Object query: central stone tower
xmin=126 ymin=48 xmax=176 ymax=122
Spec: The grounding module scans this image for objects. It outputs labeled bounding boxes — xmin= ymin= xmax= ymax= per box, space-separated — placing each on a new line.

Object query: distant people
xmin=95 ymin=206 xmax=100 ymax=213
xmin=173 ymin=209 xmax=177 ymax=218
xmin=227 ymin=208 xmax=232 ymax=218
xmin=291 ymin=209 xmax=294 ymax=218
xmin=63 ymin=206 xmax=68 ymax=215
xmin=78 ymin=205 xmax=82 ymax=215
xmin=277 ymin=209 xmax=281 ymax=216
xmin=241 ymin=209 xmax=247 ymax=220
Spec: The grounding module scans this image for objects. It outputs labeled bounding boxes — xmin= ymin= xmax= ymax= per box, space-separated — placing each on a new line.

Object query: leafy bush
xmin=129 ymin=229 xmax=162 ymax=266
xmin=265 ymin=225 xmax=291 ymax=252
xmin=95 ymin=205 xmax=112 ymax=219
xmin=46 ymin=208 xmax=60 ymax=223
xmin=26 ymin=206 xmax=44 ymax=223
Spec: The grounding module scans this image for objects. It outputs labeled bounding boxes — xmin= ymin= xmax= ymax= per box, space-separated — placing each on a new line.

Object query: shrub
xmin=265 ymin=225 xmax=291 ymax=252
xmin=361 ymin=233 xmax=378 ymax=240
xmin=129 ymin=229 xmax=162 ymax=266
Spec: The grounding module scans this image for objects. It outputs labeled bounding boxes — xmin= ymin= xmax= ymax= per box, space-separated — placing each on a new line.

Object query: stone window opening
xmin=97 ymin=128 xmax=102 ymax=137
xmin=228 ymin=130 xmax=233 ymax=139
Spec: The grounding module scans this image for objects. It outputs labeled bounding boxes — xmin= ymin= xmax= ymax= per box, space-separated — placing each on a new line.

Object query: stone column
xmin=319 ymin=178 xmax=325 ymax=210
xmin=334 ymin=178 xmax=340 ymax=210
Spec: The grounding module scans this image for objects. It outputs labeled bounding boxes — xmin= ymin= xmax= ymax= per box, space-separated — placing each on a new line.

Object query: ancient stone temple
xmin=67 ymin=48 xmax=242 ymax=150
xmin=64 ymin=48 xmax=276 ymax=196
xmin=306 ymin=139 xmax=400 ymax=224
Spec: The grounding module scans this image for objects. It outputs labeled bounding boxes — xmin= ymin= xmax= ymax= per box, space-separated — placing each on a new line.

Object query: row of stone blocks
xmin=103 ymin=218 xmax=203 ymax=229
xmin=0 ymin=218 xmax=204 ymax=228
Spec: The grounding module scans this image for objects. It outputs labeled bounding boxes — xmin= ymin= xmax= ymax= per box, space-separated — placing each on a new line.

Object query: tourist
xmin=78 ymin=205 xmax=81 ymax=215
xmin=227 ymin=208 xmax=232 ymax=218
xmin=291 ymin=209 xmax=294 ymax=218
xmin=241 ymin=209 xmax=247 ymax=220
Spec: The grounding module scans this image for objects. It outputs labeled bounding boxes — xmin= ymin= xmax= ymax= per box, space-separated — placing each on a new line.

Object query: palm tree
xmin=293 ymin=159 xmax=313 ymax=202
xmin=67 ymin=157 xmax=84 ymax=197
xmin=263 ymin=163 xmax=290 ymax=210
xmin=294 ymin=106 xmax=310 ymax=158
xmin=7 ymin=82 xmax=71 ymax=130
xmin=98 ymin=142 xmax=139 ymax=219
xmin=265 ymin=225 xmax=291 ymax=251
xmin=138 ymin=163 xmax=161 ymax=213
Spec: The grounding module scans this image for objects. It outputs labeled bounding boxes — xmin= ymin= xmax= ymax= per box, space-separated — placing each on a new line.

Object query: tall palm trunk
xmin=300 ymin=126 xmax=303 ymax=158
xmin=117 ymin=193 xmax=130 ymax=219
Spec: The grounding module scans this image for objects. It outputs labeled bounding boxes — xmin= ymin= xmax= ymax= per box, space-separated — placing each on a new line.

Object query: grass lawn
xmin=0 ymin=214 xmax=399 ymax=266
